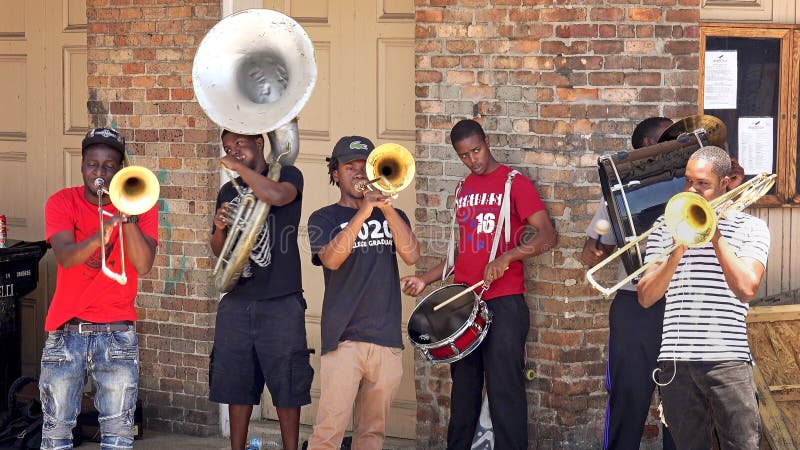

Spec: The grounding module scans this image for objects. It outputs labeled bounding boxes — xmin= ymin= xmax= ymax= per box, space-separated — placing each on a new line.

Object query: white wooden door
xmin=247 ymin=0 xmax=418 ymax=439
xmin=0 ymin=0 xmax=88 ymax=376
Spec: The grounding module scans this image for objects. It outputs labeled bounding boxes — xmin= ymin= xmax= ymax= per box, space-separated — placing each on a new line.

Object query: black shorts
xmin=209 ymin=292 xmax=313 ymax=408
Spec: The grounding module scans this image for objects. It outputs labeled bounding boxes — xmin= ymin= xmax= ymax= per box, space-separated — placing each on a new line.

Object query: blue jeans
xmin=39 ymin=326 xmax=139 ymax=450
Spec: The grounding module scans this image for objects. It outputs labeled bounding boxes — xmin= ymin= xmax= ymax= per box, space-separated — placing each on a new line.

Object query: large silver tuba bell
xmin=193 ymin=9 xmax=317 ymax=293
xmin=192 ymin=8 xmax=316 ymax=138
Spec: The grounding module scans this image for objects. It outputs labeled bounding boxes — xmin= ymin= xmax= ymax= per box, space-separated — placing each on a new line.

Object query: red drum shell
xmin=407 ymin=284 xmax=492 ymax=364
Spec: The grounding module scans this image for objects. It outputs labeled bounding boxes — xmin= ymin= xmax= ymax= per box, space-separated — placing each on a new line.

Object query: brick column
xmin=413 ymin=1 xmax=699 ymax=447
xmin=86 ymin=1 xmax=222 ymax=436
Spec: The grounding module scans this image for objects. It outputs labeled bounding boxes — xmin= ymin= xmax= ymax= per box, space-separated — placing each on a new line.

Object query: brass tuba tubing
xmin=586 ymin=173 xmax=777 ymax=298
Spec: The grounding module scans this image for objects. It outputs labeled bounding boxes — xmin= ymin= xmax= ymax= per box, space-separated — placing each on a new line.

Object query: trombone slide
xmin=586 ymin=173 xmax=777 ymax=298
xmin=585 ymin=218 xmax=664 ymax=298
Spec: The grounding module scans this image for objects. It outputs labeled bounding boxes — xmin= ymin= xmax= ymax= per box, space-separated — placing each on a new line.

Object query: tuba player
xmin=209 ymin=130 xmax=313 ymax=450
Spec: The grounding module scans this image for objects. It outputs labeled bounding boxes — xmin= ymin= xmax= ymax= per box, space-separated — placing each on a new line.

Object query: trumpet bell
xmin=109 ymin=166 xmax=160 ymax=215
xmin=366 ymin=143 xmax=415 ymax=195
xmin=192 ymin=9 xmax=317 ymax=135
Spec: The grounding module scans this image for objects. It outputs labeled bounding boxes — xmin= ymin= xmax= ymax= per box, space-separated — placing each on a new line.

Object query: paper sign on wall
xmin=704 ymin=51 xmax=737 ymax=110
xmin=737 ymin=117 xmax=773 ymax=175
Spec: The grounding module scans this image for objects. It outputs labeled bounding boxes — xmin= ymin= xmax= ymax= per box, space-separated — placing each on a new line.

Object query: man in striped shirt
xmin=637 ymin=145 xmax=769 ymax=449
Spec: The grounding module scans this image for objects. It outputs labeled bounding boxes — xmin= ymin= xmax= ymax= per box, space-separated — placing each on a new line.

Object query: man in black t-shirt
xmin=306 ymin=136 xmax=419 ymax=450
xmin=209 ymin=130 xmax=313 ymax=450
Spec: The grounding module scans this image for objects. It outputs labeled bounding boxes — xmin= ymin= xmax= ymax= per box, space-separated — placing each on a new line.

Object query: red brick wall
xmin=84 ymin=0 xmax=701 ymax=443
xmin=86 ymin=0 xmax=222 ymax=436
xmin=414 ymin=1 xmax=699 ymax=448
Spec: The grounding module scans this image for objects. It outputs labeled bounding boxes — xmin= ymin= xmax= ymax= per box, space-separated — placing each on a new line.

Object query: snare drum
xmin=407 ymin=284 xmax=492 ymax=364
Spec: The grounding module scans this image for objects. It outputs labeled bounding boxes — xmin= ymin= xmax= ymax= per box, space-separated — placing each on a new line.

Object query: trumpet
xmin=586 ymin=173 xmax=776 ymax=297
xmin=354 ymin=143 xmax=415 ymax=198
xmin=95 ymin=166 xmax=160 ymax=285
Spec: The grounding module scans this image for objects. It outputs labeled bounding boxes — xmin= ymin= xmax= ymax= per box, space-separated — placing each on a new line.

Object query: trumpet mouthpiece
xmin=94 ymin=178 xmax=105 ymax=188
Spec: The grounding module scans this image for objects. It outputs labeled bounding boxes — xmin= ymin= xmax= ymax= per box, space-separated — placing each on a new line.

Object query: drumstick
xmin=593 ymin=219 xmax=611 ymax=250
xmin=433 ymin=281 xmax=485 ymax=312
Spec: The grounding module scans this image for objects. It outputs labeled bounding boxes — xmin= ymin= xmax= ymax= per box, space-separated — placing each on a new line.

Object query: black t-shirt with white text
xmin=308 ymin=204 xmax=409 ymax=354
xmin=212 ymin=165 xmax=303 ymax=300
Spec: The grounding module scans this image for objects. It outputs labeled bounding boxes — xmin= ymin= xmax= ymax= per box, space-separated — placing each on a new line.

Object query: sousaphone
xmin=193 ymin=9 xmax=317 ymax=293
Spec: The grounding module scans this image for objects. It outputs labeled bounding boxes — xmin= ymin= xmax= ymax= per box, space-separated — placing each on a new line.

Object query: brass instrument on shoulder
xmin=192 ymin=9 xmax=317 ymax=293
xmin=354 ymin=143 xmax=415 ymax=198
xmin=95 ymin=166 xmax=160 ymax=285
xmin=586 ymin=173 xmax=776 ymax=297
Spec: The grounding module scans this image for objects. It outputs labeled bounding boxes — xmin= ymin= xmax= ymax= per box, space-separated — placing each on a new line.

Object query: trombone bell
xmin=663 ymin=192 xmax=717 ymax=247
xmin=363 ymin=143 xmax=415 ymax=197
xmin=109 ymin=166 xmax=161 ymax=216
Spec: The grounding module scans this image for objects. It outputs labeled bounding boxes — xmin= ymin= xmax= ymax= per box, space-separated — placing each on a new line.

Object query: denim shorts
xmin=209 ymin=292 xmax=313 ymax=408
xmin=39 ymin=326 xmax=138 ymax=450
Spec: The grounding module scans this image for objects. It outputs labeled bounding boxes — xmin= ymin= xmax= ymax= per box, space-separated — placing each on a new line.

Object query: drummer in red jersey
xmin=402 ymin=119 xmax=557 ymax=450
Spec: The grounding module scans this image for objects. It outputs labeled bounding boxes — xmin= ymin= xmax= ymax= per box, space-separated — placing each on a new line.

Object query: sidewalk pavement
xmin=77 ymin=419 xmax=416 ymax=449
xmin=78 ymin=429 xmax=229 ymax=449
xmin=249 ymin=420 xmax=416 ymax=449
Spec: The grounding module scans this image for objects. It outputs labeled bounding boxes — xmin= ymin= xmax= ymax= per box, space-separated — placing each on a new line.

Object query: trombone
xmin=95 ymin=166 xmax=160 ymax=285
xmin=586 ymin=173 xmax=776 ymax=297
xmin=354 ymin=143 xmax=415 ymax=198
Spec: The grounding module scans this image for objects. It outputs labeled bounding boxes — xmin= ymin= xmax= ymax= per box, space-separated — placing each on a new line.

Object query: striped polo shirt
xmin=644 ymin=210 xmax=770 ymax=362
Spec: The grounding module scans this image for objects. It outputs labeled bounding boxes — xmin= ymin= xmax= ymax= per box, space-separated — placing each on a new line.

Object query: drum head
xmin=408 ymin=284 xmax=477 ymax=345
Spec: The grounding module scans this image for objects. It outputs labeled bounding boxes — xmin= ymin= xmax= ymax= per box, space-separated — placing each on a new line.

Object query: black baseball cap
xmin=82 ymin=127 xmax=126 ymax=157
xmin=326 ymin=136 xmax=375 ymax=167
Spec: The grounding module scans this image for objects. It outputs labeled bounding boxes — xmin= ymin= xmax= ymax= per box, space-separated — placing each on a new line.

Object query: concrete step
xmin=248 ymin=419 xmax=416 ymax=449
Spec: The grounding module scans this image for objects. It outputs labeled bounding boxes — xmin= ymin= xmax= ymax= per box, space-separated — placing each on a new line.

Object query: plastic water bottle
xmin=246 ymin=436 xmax=261 ymax=450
